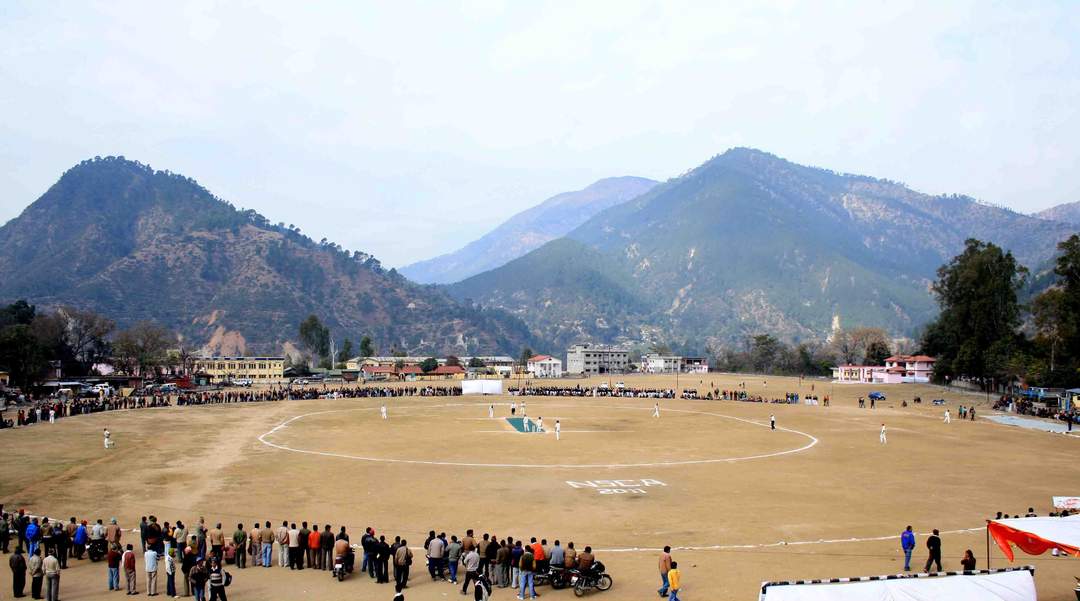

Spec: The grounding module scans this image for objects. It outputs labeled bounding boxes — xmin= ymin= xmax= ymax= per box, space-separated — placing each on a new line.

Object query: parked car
xmin=232 ymin=378 xmax=253 ymax=387
xmin=869 ymin=391 xmax=886 ymax=401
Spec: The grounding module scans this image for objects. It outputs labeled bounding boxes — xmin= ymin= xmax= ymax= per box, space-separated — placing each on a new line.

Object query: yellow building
xmin=192 ymin=357 xmax=285 ymax=384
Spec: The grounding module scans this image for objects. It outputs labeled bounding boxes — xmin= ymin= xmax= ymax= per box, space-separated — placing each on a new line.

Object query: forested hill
xmin=449 ymin=148 xmax=1077 ymax=349
xmin=0 ymin=156 xmax=537 ymax=356
xmin=400 ymin=176 xmax=658 ymax=284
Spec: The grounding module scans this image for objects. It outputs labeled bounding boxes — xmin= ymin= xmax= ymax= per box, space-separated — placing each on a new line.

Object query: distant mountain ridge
xmin=400 ymin=176 xmax=657 ymax=284
xmin=1036 ymin=200 xmax=1080 ymax=226
xmin=449 ymin=148 xmax=1077 ymax=349
xmin=0 ymin=157 xmax=537 ymax=356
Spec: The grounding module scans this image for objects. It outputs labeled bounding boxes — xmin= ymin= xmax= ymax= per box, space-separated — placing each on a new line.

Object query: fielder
xmin=104 ymin=427 xmax=113 ymax=449
xmin=381 ymin=403 xmax=388 ymax=420
xmin=879 ymin=423 xmax=887 ymax=444
xmin=770 ymin=414 xmax=775 ymax=430
xmin=944 ymin=409 xmax=951 ymax=423
xmin=653 ymin=402 xmax=660 ymax=418
xmin=489 ymin=404 xmax=494 ymax=418
xmin=555 ymin=419 xmax=561 ymax=441
xmin=537 ymin=416 xmax=543 ymax=432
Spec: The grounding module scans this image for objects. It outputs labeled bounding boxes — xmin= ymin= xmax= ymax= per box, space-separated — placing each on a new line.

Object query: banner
xmin=461 ymin=380 xmax=503 ymax=395
xmin=1053 ymin=496 xmax=1080 ymax=510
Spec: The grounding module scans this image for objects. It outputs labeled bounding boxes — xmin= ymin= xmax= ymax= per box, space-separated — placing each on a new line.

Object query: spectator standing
xmin=144 ymin=547 xmax=159 ymax=596
xmin=208 ymin=558 xmax=228 ymax=601
xmin=28 ymin=547 xmax=43 ymax=600
xmin=233 ymin=523 xmax=247 ymax=569
xmin=306 ymin=524 xmax=320 ymax=570
xmin=668 ymin=561 xmax=681 ymax=601
xmin=122 ymin=543 xmax=137 ymax=595
xmin=447 ymin=535 xmax=462 ymax=584
xmin=43 ymin=549 xmax=60 ymax=601
xmin=165 ymin=549 xmax=177 ymax=597
xmin=658 ymin=545 xmax=673 ymax=597
xmin=10 ymin=547 xmax=27 ymax=598
xmin=517 ymin=545 xmax=536 ymax=600
xmin=106 ymin=543 xmax=121 ymax=591
xmin=394 ymin=539 xmax=412 ymax=589
xmin=924 ymin=529 xmax=942 ymax=572
xmin=320 ymin=525 xmax=334 ymax=572
xmin=901 ymin=526 xmax=915 ymax=571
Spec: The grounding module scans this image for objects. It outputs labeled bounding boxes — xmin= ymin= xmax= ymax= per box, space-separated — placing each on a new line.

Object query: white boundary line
xmin=595 ymin=527 xmax=984 ymax=553
xmin=257 ymin=402 xmax=819 ymax=468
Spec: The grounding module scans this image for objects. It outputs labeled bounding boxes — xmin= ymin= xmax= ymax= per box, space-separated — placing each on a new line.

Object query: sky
xmin=1 ymin=1 xmax=1079 ymax=267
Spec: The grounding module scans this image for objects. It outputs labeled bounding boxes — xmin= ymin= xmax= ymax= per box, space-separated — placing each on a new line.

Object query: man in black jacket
xmin=9 ymin=547 xmax=26 ymax=597
xmin=320 ymin=525 xmax=334 ymax=571
xmin=923 ymin=529 xmax=942 ymax=572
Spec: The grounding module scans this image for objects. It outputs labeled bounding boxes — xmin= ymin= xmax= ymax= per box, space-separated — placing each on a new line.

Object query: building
xmin=884 ymin=355 xmax=936 ymax=383
xmin=526 ymin=355 xmax=563 ymax=378
xmin=639 ymin=354 xmax=710 ymax=374
xmin=641 ymin=353 xmax=682 ymax=373
xmin=566 ymin=344 xmax=630 ymax=375
xmin=832 ymin=355 xmax=936 ymax=384
xmin=192 ymin=357 xmax=286 ymax=384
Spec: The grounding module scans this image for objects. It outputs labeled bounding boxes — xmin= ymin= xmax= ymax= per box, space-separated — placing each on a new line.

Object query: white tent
xmin=461 ymin=379 xmax=503 ymax=395
xmin=759 ymin=567 xmax=1035 ymax=601
xmin=988 ymin=514 xmax=1080 ymax=560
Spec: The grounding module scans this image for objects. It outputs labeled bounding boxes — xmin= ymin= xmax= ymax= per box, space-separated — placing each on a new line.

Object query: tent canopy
xmin=988 ymin=514 xmax=1080 ymax=561
xmin=759 ymin=567 xmax=1035 ymax=601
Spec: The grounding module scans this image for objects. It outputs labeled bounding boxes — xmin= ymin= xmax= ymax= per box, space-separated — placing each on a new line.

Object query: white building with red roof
xmin=832 ymin=355 xmax=935 ymax=384
xmin=527 ymin=354 xmax=563 ymax=378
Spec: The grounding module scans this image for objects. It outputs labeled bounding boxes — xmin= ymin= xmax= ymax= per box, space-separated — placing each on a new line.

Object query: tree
xmin=749 ymin=334 xmax=781 ymax=374
xmin=60 ymin=306 xmax=114 ymax=372
xmin=298 ymin=315 xmax=330 ymax=365
xmin=1053 ymin=234 xmax=1080 ymax=375
xmin=468 ymin=357 xmax=486 ymax=368
xmin=1032 ymin=288 xmax=1066 ymax=373
xmin=420 ymin=357 xmax=439 ymax=373
xmin=0 ymin=299 xmax=36 ymax=328
xmin=519 ymin=347 xmax=534 ymax=366
xmin=0 ymin=324 xmax=48 ymax=387
xmin=864 ymin=339 xmax=892 ymax=366
xmin=445 ymin=355 xmax=461 ymax=367
xmin=359 ymin=335 xmax=375 ymax=358
xmin=829 ymin=329 xmax=858 ymax=365
xmin=337 ymin=338 xmax=354 ymax=367
xmin=112 ymin=321 xmax=175 ymax=376
xmin=921 ymin=239 xmax=1026 ymax=385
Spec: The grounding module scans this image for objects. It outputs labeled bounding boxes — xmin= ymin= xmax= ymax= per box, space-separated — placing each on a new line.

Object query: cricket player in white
xmin=489 ymin=404 xmax=494 ymax=418
xmin=879 ymin=423 xmax=887 ymax=444
xmin=521 ymin=401 xmax=527 ymax=416
xmin=944 ymin=409 xmax=951 ymax=423
xmin=49 ymin=408 xmax=55 ymax=423
xmin=555 ymin=419 xmax=561 ymax=441
xmin=103 ymin=427 xmax=112 ymax=449
xmin=511 ymin=401 xmax=517 ymax=416
xmin=523 ymin=415 xmax=531 ymax=432
xmin=653 ymin=402 xmax=660 ymax=418
xmin=770 ymin=414 xmax=775 ymax=430
xmin=381 ymin=403 xmax=388 ymax=419
xmin=537 ymin=416 xmax=543 ymax=432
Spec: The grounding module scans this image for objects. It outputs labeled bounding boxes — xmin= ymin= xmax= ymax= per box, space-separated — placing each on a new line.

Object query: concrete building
xmin=193 ymin=356 xmax=286 ymax=384
xmin=566 ymin=344 xmax=630 ymax=375
xmin=832 ymin=355 xmax=936 ymax=384
xmin=641 ymin=353 xmax=682 ymax=373
xmin=527 ymin=354 xmax=563 ymax=378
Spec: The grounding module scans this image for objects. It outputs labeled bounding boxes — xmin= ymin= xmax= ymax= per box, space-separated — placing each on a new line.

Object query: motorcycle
xmin=546 ymin=565 xmax=573 ymax=589
xmin=333 ymin=550 xmax=355 ymax=582
xmin=87 ymin=538 xmax=108 ymax=562
xmin=572 ymin=561 xmax=613 ymax=596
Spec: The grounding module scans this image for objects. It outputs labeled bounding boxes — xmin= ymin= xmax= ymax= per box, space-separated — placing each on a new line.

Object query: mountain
xmin=399 ymin=176 xmax=657 ymax=284
xmin=1035 ymin=200 xmax=1080 ymax=226
xmin=0 ymin=157 xmax=537 ymax=356
xmin=448 ymin=148 xmax=1078 ymax=349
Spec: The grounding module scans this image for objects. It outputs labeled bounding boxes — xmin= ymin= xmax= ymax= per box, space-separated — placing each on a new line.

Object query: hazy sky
xmin=2 ymin=1 xmax=1078 ymax=266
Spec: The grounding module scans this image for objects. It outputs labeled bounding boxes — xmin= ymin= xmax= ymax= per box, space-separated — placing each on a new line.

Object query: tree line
xmin=0 ymin=301 xmax=179 ymax=388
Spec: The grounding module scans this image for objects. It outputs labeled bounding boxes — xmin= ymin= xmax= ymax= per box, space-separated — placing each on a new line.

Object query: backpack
xmin=224 ymin=571 xmax=232 ymax=587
